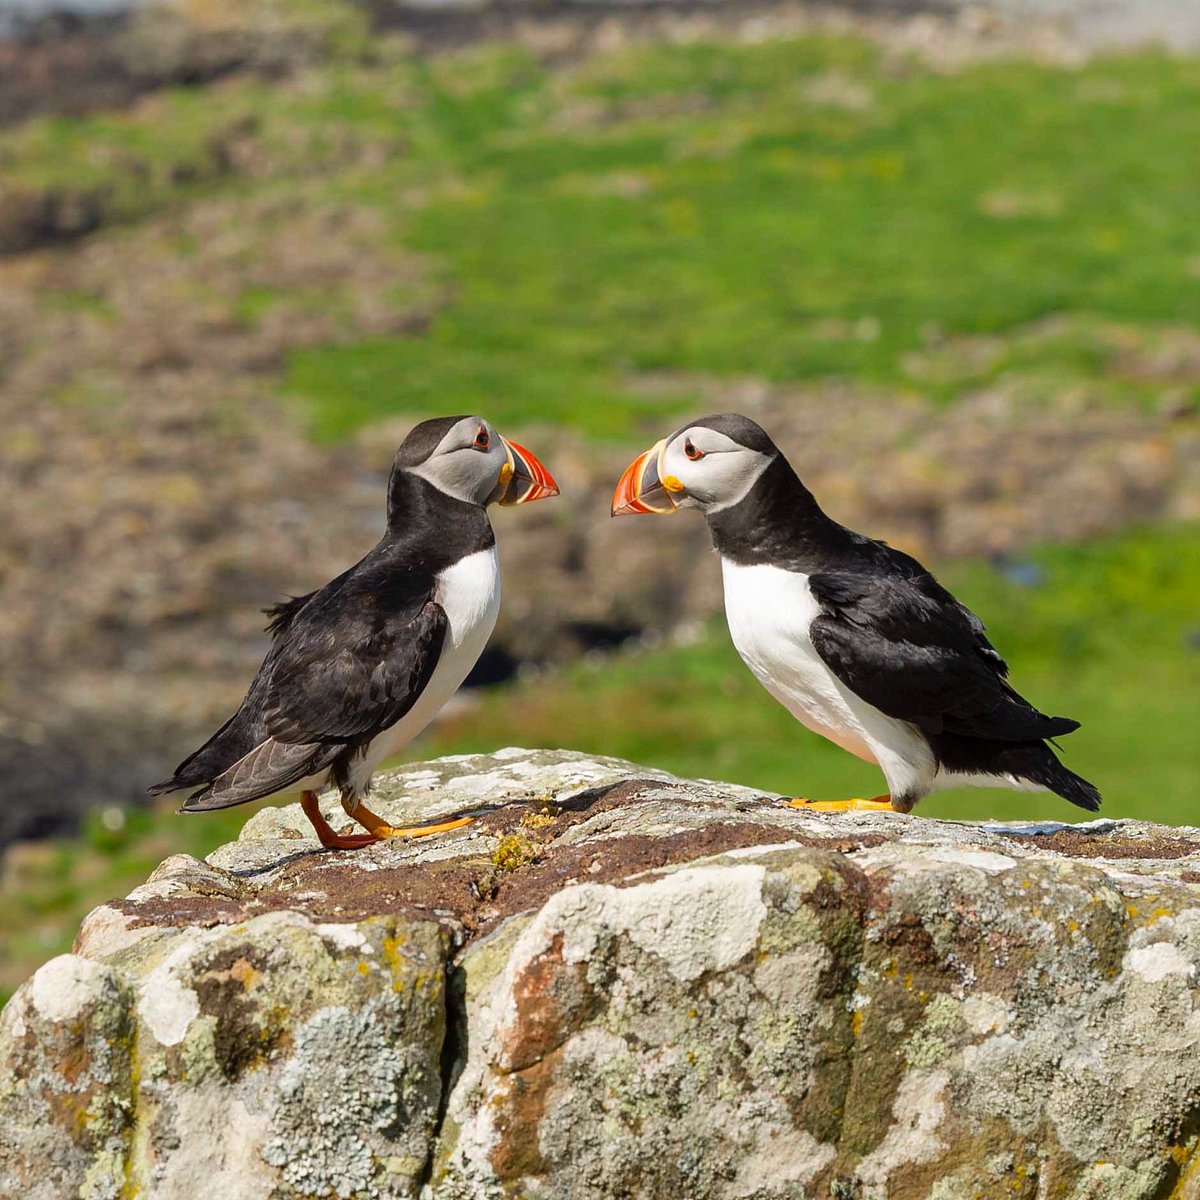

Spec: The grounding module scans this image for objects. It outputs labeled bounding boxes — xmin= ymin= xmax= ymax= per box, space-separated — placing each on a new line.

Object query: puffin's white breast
xmin=719 ymin=559 xmax=933 ymax=793
xmin=437 ymin=544 xmax=503 ymax=653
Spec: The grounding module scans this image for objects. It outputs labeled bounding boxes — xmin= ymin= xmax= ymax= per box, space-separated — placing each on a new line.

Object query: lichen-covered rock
xmin=4 ymin=901 xmax=449 ymax=1198
xmin=4 ymin=749 xmax=1200 ymax=1198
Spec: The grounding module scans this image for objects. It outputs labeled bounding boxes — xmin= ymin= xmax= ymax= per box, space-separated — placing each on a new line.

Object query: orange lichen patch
xmin=488 ymin=1051 xmax=560 ymax=1182
xmin=381 ymin=936 xmax=410 ymax=994
xmin=228 ymin=957 xmax=261 ymax=991
xmin=1164 ymin=1138 xmax=1200 ymax=1199
xmin=57 ymin=1038 xmax=92 ymax=1087
xmin=496 ymin=933 xmax=597 ymax=1074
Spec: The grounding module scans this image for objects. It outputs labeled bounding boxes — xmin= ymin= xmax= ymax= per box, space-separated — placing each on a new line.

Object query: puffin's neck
xmin=704 ymin=455 xmax=852 ymax=570
xmin=382 ymin=469 xmax=494 ymax=572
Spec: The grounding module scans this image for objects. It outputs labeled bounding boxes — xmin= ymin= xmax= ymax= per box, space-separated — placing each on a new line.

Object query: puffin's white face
xmin=659 ymin=426 xmax=774 ymax=512
xmin=410 ymin=416 xmax=558 ymax=508
xmin=612 ymin=420 xmax=774 ymax=517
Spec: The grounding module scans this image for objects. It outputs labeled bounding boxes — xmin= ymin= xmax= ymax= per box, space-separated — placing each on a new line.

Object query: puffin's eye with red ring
xmin=684 ymin=439 xmax=704 ymax=461
xmin=474 ymin=426 xmax=490 ymax=450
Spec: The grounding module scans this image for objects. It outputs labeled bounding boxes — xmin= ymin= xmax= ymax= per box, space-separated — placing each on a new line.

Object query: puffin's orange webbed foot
xmin=352 ymin=801 xmax=475 ymax=840
xmin=787 ymin=794 xmax=895 ymax=813
xmin=302 ymin=791 xmax=380 ymax=850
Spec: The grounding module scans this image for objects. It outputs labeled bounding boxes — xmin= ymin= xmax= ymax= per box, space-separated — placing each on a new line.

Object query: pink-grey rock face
xmin=3 ymin=748 xmax=1200 ymax=1198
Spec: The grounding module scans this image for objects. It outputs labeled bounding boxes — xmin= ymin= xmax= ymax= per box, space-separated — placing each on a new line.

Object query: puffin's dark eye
xmin=684 ymin=439 xmax=704 ymax=461
xmin=473 ymin=426 xmax=490 ymax=450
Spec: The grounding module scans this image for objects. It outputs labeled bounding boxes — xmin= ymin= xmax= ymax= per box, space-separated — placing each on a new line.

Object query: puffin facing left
xmin=149 ymin=416 xmax=558 ymax=849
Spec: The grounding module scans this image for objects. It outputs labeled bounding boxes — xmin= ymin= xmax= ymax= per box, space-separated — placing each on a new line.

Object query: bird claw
xmin=351 ymin=800 xmax=475 ymax=841
xmin=301 ymin=792 xmax=476 ymax=849
xmin=301 ymin=792 xmax=382 ymax=849
xmin=318 ymin=830 xmax=380 ymax=851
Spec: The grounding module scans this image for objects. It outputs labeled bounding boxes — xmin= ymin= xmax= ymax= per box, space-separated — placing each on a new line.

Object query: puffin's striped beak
xmin=611 ymin=439 xmax=679 ymax=516
xmin=497 ymin=436 xmax=559 ymax=506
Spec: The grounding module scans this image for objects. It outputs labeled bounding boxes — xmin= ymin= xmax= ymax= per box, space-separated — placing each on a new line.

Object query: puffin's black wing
xmin=262 ymin=592 xmax=448 ymax=745
xmin=178 ymin=740 xmax=348 ymax=812
xmin=148 ymin=590 xmax=325 ymax=800
xmin=807 ymin=570 xmax=1079 ymax=743
xmin=173 ymin=567 xmax=448 ymax=812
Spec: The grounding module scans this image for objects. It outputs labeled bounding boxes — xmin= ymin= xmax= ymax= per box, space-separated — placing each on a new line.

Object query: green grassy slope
xmin=7 ymin=33 xmax=1197 ymax=435
xmin=286 ymin=40 xmax=1200 ymax=437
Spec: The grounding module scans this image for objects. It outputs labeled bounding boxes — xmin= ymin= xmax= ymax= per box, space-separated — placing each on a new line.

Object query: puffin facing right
xmin=151 ymin=415 xmax=558 ymax=847
xmin=612 ymin=413 xmax=1100 ymax=815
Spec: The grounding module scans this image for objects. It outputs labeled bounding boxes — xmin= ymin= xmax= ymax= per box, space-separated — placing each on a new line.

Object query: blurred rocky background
xmin=1 ymin=0 xmax=1198 ymax=995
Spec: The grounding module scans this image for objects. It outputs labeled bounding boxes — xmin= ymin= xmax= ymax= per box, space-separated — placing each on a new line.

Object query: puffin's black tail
xmin=1025 ymin=753 xmax=1102 ymax=812
xmin=931 ymin=732 xmax=1101 ymax=812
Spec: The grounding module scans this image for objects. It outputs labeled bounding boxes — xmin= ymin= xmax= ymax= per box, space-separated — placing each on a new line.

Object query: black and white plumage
xmin=150 ymin=415 xmax=558 ymax=845
xmin=612 ymin=413 xmax=1099 ymax=814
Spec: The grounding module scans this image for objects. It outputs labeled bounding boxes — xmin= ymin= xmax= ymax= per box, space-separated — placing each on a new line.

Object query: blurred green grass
xmin=287 ymin=40 xmax=1200 ymax=437
xmin=5 ymin=34 xmax=1199 ymax=436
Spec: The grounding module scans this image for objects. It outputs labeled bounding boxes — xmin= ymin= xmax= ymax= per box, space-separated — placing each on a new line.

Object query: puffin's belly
xmin=719 ymin=560 xmax=927 ymax=773
xmin=720 ymin=561 xmax=876 ymax=761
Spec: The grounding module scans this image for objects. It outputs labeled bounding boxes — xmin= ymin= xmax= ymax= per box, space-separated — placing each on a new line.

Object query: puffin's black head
xmin=611 ymin=413 xmax=778 ymax=517
xmin=391 ymin=415 xmax=558 ymax=511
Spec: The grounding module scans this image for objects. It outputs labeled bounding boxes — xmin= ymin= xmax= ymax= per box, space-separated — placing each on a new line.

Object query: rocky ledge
xmin=3 ymin=749 xmax=1200 ymax=1199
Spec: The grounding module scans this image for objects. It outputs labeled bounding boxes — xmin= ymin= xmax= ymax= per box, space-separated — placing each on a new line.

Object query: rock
xmin=4 ymin=748 xmax=1200 ymax=1197
xmin=6 ymin=911 xmax=449 ymax=1200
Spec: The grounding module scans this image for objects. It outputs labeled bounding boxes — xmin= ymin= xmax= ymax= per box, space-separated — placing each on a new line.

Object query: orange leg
xmin=301 ymin=791 xmax=379 ymax=850
xmin=787 ymin=794 xmax=896 ymax=814
xmin=347 ymin=798 xmax=475 ymax=841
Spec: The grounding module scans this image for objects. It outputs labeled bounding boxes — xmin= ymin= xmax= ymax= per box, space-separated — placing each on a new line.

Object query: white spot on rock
xmin=137 ymin=937 xmax=202 ymax=1046
xmin=317 ymin=924 xmax=370 ymax=953
xmin=29 ymin=955 xmax=111 ymax=1024
xmin=514 ymin=864 xmax=768 ymax=986
xmin=148 ymin=1088 xmax=275 ymax=1199
xmin=74 ymin=903 xmax=156 ymax=959
xmin=962 ymin=993 xmax=1013 ymax=1037
xmin=856 ymin=1070 xmax=949 ymax=1193
xmin=1125 ymin=942 xmax=1195 ymax=983
xmin=396 ymin=770 xmax=442 ymax=788
xmin=921 ymin=847 xmax=1017 ymax=873
xmin=721 ymin=841 xmax=808 ymax=860
xmin=732 ymin=1125 xmax=835 ymax=1197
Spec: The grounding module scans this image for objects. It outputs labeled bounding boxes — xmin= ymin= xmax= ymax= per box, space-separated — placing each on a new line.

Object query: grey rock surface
xmin=4 ymin=748 xmax=1200 ymax=1197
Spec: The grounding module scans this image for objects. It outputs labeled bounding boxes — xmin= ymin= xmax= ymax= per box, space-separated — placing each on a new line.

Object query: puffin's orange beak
xmin=498 ymin=436 xmax=559 ymax=506
xmin=611 ymin=439 xmax=679 ymax=516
